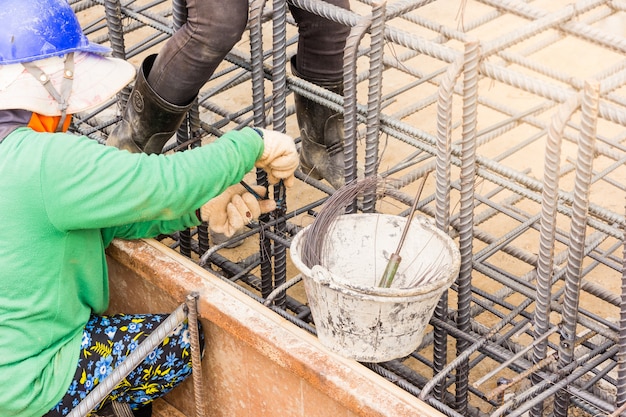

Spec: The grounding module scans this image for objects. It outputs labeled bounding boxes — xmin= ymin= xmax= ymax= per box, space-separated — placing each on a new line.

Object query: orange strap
xmin=28 ymin=113 xmax=73 ymax=133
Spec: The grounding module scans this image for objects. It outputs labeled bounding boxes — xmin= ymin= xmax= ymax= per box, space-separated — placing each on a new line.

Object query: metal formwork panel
xmin=74 ymin=1 xmax=626 ymax=415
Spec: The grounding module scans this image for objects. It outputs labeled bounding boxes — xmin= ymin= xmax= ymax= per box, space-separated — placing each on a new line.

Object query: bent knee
xmin=189 ymin=6 xmax=248 ymax=55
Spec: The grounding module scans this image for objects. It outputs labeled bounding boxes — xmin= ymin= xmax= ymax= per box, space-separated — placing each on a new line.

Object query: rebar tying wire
xmin=493 ymin=344 xmax=618 ymax=417
xmin=474 ymin=325 xmax=560 ymax=391
xmin=263 ymin=274 xmax=303 ymax=306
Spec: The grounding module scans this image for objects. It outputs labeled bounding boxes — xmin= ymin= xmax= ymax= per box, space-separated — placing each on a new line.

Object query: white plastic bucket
xmin=290 ymin=213 xmax=460 ymax=362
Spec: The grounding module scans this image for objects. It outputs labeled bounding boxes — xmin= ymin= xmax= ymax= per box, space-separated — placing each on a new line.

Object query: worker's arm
xmin=38 ymin=127 xmax=263 ymax=231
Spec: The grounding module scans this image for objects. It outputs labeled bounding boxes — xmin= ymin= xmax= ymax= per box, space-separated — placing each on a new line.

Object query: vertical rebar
xmin=189 ymin=103 xmax=208 ymax=252
xmin=553 ymin=80 xmax=600 ymax=417
xmin=454 ymin=39 xmax=480 ymax=415
xmin=249 ymin=0 xmax=267 ymax=127
xmin=175 ymin=107 xmax=194 ymax=258
xmin=102 ymin=0 xmax=126 ymax=58
xmin=186 ymin=293 xmax=207 ymax=417
xmin=618 ymin=200 xmax=626 ymax=412
xmin=172 ymin=0 xmax=193 ymax=258
xmin=269 ymin=0 xmax=288 ymax=307
xmin=102 ymin=0 xmax=131 ymax=106
xmin=362 ymin=2 xmax=387 ymax=212
xmin=248 ymin=0 xmax=274 ymax=301
xmin=171 ymin=0 xmax=187 ymax=28
xmin=433 ymin=56 xmax=463 ymax=401
xmin=249 ymin=28 xmax=274 ymax=296
xmin=342 ymin=19 xmax=370 ymax=213
xmin=181 ymin=6 xmax=205 ymax=253
xmin=530 ymin=92 xmax=581 ymax=417
xmin=271 ymin=0 xmax=287 ymax=137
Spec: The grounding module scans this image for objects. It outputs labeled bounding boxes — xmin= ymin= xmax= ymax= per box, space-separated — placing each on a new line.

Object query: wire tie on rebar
xmin=474 ymin=325 xmax=559 ymax=389
xmin=263 ymin=274 xmax=303 ymax=306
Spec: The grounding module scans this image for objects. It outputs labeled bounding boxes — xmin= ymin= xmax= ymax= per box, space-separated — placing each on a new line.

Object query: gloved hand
xmin=254 ymin=128 xmax=299 ymax=187
xmin=200 ymin=183 xmax=276 ymax=237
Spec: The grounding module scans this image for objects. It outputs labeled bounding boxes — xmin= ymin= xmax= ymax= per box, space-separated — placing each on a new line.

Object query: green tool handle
xmin=378 ymin=253 xmax=402 ymax=288
xmin=376 ymin=171 xmax=431 ymax=288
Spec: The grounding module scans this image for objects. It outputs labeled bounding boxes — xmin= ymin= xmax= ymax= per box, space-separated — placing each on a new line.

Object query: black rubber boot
xmin=291 ymin=57 xmax=345 ymax=189
xmin=106 ymin=54 xmax=194 ymax=154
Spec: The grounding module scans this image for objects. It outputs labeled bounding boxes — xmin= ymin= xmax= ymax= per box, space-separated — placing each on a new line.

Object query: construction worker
xmin=0 ymin=1 xmax=299 ymax=417
xmin=106 ymin=0 xmax=350 ymax=190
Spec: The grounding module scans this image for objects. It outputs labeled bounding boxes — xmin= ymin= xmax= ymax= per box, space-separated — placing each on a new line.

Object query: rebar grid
xmin=73 ymin=0 xmax=626 ymax=415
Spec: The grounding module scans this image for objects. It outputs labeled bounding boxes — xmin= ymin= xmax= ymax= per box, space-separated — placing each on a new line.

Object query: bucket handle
xmin=311 ymin=265 xmax=333 ymax=285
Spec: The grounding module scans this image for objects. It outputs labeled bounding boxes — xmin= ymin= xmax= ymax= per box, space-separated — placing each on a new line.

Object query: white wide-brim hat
xmin=0 ymin=51 xmax=136 ymax=116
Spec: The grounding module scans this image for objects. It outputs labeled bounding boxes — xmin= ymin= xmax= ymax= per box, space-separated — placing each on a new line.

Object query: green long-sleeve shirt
xmin=0 ymin=126 xmax=263 ymax=417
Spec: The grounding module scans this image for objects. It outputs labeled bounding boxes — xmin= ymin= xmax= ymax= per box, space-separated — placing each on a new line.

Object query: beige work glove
xmin=254 ymin=128 xmax=299 ymax=187
xmin=200 ymin=183 xmax=276 ymax=237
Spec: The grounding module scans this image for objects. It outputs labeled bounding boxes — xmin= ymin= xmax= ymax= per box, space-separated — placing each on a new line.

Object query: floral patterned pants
xmin=44 ymin=313 xmax=204 ymax=416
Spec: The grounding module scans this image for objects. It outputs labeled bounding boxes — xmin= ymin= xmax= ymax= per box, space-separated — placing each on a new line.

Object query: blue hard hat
xmin=0 ymin=0 xmax=111 ymax=65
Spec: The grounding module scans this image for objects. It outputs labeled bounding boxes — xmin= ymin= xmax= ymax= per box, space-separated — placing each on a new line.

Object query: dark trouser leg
xmin=107 ymin=0 xmax=249 ymax=153
xmin=289 ymin=0 xmax=351 ymax=81
xmin=148 ymin=0 xmax=249 ymax=105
